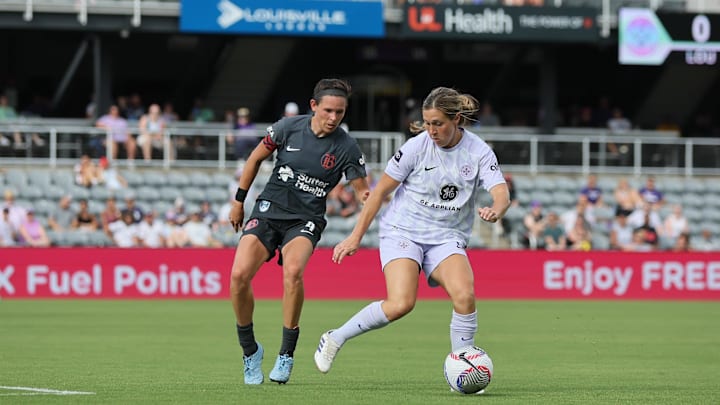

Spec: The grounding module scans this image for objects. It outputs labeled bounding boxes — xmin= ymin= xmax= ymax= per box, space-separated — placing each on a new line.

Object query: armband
xmin=235 ymin=188 xmax=248 ymax=203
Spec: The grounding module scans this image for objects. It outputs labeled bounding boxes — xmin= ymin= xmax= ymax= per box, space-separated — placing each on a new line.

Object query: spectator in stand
xmin=189 ymin=98 xmax=215 ymax=123
xmin=125 ymin=93 xmax=145 ymax=122
xmin=0 ymin=94 xmax=20 ymax=147
xmin=607 ymin=108 xmax=632 ymax=164
xmin=613 ymin=177 xmax=640 ymax=217
xmin=283 ymin=102 xmax=299 ymax=118
xmin=96 ymin=157 xmax=128 ymax=191
xmin=71 ymin=199 xmax=99 ymax=232
xmin=476 ymin=101 xmax=501 ymax=127
xmin=522 ymin=200 xmax=545 ymax=249
xmin=671 ymin=232 xmax=691 ymax=252
xmin=100 ymin=196 xmax=122 ymax=238
xmin=579 ymin=174 xmax=604 ymax=207
xmin=623 ymin=227 xmax=655 ymax=252
xmin=96 ymin=105 xmax=137 ymax=163
xmin=635 ymin=211 xmax=660 ymax=248
xmin=609 ymin=211 xmax=634 ymax=251
xmin=638 ymin=176 xmax=664 ymax=210
xmin=136 ymin=211 xmax=167 ymax=248
xmin=162 ymin=102 xmax=179 ymax=123
xmin=137 ymin=103 xmax=167 ymax=161
xmin=326 ymin=183 xmax=360 ymax=218
xmin=607 ymin=107 xmax=632 ymax=133
xmin=0 ymin=207 xmax=16 ymax=246
xmin=561 ymin=194 xmax=596 ymax=237
xmin=165 ymin=197 xmax=189 ymax=226
xmin=74 ymin=154 xmax=101 ymax=188
xmin=48 ymin=194 xmax=75 ymax=232
xmin=199 ymin=200 xmax=219 ymax=229
xmin=227 ymin=107 xmax=258 ymax=162
xmin=661 ymin=204 xmax=689 ymax=249
xmin=567 ymin=215 xmax=592 ymax=251
xmin=2 ymin=189 xmax=27 ymax=232
xmin=182 ymin=211 xmax=222 ymax=247
xmin=18 ymin=209 xmax=51 ymax=247
xmin=628 ymin=202 xmax=662 ymax=232
xmin=692 ymin=226 xmax=720 ymax=251
xmin=542 ymin=211 xmax=567 ymax=251
xmin=503 ymin=0 xmax=544 ymax=5
xmin=108 ymin=210 xmax=139 ymax=247
xmin=121 ymin=194 xmax=144 ymax=224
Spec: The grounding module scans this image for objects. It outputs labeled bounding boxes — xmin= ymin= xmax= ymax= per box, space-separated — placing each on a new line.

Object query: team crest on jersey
xmin=266 ymin=125 xmax=274 ymax=137
xmin=278 ymin=166 xmax=294 ymax=182
xmin=394 ymin=150 xmax=403 ymax=162
xmin=359 ymin=155 xmax=366 ymax=166
xmin=398 ymin=240 xmax=410 ymax=250
xmin=440 ymin=184 xmax=459 ymax=201
xmin=321 ymin=153 xmax=336 ymax=169
xmin=258 ymin=200 xmax=271 ymax=212
xmin=460 ymin=164 xmax=474 ymax=180
xmin=244 ymin=219 xmax=259 ymax=230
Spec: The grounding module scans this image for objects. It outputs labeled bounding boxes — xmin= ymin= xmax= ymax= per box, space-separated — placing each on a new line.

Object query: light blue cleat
xmin=243 ymin=343 xmax=264 ymax=385
xmin=268 ymin=354 xmax=294 ymax=384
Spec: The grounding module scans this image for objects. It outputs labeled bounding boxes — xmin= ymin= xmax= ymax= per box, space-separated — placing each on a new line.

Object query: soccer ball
xmin=443 ymin=345 xmax=493 ymax=394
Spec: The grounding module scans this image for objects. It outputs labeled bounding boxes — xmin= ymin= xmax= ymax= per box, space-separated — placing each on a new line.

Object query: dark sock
xmin=236 ymin=323 xmax=258 ymax=357
xmin=279 ymin=326 xmax=299 ymax=357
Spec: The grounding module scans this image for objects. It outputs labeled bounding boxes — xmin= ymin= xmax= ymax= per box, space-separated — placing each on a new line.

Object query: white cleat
xmin=314 ymin=330 xmax=342 ymax=373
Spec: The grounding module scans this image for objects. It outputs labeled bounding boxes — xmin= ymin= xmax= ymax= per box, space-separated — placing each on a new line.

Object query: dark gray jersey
xmin=251 ymin=115 xmax=366 ymax=225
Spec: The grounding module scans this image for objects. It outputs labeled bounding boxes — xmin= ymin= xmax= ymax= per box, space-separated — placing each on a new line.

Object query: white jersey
xmin=379 ymin=129 xmax=505 ymax=245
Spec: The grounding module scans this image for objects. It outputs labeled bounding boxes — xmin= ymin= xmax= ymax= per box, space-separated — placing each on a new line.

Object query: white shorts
xmin=379 ymin=234 xmax=468 ymax=287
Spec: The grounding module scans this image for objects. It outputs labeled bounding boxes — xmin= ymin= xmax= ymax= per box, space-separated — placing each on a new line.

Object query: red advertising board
xmin=0 ymin=248 xmax=718 ymax=300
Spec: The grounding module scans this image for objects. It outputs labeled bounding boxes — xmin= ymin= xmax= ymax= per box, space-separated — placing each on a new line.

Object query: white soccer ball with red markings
xmin=444 ymin=345 xmax=493 ymax=394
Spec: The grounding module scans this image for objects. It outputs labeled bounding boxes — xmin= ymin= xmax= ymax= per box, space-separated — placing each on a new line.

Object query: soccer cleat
xmin=314 ymin=330 xmax=342 ymax=373
xmin=269 ymin=354 xmax=294 ymax=384
xmin=242 ymin=343 xmax=264 ymax=385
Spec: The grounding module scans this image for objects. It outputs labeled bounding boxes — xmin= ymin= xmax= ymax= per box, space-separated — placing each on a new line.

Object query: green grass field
xmin=1 ymin=299 xmax=719 ymax=404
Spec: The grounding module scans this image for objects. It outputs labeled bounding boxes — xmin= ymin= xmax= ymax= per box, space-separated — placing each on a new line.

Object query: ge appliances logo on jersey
xmin=277 ymin=166 xmax=329 ymax=197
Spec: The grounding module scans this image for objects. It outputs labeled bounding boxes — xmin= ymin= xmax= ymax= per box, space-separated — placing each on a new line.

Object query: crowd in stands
xmin=511 ymin=174 xmax=720 ymax=252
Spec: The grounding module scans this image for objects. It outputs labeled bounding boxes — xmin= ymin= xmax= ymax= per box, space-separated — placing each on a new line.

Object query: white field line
xmin=0 ymin=386 xmax=95 ymax=396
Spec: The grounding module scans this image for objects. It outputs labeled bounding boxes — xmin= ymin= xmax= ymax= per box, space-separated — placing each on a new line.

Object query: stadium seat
xmin=143 ymin=171 xmax=167 ymax=187
xmin=85 ymin=230 xmax=114 ymax=247
xmin=68 ymin=186 xmax=90 ymax=200
xmin=33 ymin=199 xmax=56 ymax=216
xmin=661 ymin=177 xmax=685 ymax=193
xmin=18 ymin=184 xmax=45 ymax=199
xmin=211 ymin=172 xmax=234 ymax=187
xmin=182 ymin=186 xmax=206 ymax=202
xmin=190 ymin=172 xmax=214 ymax=187
xmin=5 ymin=169 xmax=28 ymax=188
xmin=122 ymin=171 xmax=144 ymax=187
xmin=90 ymin=186 xmax=112 ymax=201
xmin=136 ymin=186 xmax=161 ymax=201
xmin=534 ymin=176 xmax=556 ymax=191
xmin=683 ymin=177 xmax=706 ymax=193
xmin=51 ymin=171 xmax=75 ymax=188
xmin=205 ymin=187 xmax=229 ymax=204
xmin=158 ymin=186 xmax=182 ymax=201
xmin=27 ymin=170 xmax=53 ymax=187
xmin=167 ymin=172 xmax=191 ymax=187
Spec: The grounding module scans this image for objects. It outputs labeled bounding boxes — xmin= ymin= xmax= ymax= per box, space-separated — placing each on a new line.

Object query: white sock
xmin=332 ymin=301 xmax=390 ymax=345
xmin=450 ymin=310 xmax=477 ymax=351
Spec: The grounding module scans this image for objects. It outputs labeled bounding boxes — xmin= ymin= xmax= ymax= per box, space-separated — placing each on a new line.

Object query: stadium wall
xmin=1 ymin=248 xmax=719 ymax=300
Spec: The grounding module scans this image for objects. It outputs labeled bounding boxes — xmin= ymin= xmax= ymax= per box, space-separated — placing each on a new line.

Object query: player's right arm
xmin=229 ymin=133 xmax=276 ymax=232
xmin=332 ymin=173 xmax=399 ymax=264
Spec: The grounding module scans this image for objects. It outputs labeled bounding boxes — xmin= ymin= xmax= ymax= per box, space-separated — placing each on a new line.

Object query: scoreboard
xmin=619 ymin=8 xmax=720 ymax=65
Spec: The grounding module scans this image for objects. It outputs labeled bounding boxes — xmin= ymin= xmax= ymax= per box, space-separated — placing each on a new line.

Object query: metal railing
xmin=1 ymin=121 xmax=718 ymax=177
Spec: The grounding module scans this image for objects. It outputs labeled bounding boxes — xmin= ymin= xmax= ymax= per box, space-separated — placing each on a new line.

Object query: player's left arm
xmin=348 ymin=176 xmax=370 ymax=203
xmin=478 ymin=183 xmax=511 ymax=223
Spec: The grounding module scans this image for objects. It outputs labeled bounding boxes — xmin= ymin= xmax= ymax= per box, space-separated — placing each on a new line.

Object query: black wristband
xmin=235 ymin=188 xmax=248 ymax=203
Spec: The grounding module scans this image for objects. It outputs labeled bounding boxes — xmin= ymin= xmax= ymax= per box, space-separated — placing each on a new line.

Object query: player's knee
xmin=230 ymin=267 xmax=253 ymax=288
xmin=384 ymin=299 xmax=415 ymax=321
xmin=451 ymin=289 xmax=476 ymax=311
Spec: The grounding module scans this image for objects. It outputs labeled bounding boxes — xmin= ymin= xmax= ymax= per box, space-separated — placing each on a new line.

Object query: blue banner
xmin=180 ymin=0 xmax=385 ymax=38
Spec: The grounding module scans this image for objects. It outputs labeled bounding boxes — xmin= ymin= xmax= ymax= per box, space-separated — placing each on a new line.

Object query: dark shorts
xmin=241 ymin=217 xmax=325 ymax=265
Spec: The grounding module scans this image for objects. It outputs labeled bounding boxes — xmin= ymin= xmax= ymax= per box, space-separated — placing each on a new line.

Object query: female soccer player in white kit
xmin=314 ymin=87 xmax=511 ymax=374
